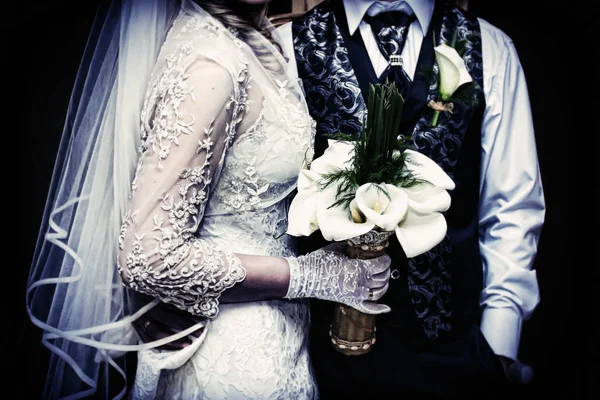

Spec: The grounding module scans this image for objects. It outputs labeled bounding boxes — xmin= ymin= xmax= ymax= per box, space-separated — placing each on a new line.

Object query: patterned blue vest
xmin=292 ymin=0 xmax=486 ymax=341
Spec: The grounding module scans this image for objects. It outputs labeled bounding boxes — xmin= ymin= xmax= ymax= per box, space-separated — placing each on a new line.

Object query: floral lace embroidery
xmin=218 ymin=156 xmax=269 ymax=211
xmin=126 ymin=10 xmax=319 ymax=399
xmin=215 ymin=83 xmax=315 ymax=213
xmin=119 ymin=37 xmax=250 ymax=318
xmin=275 ymin=80 xmax=315 ymax=152
xmin=223 ymin=75 xmax=250 ymax=160
xmin=139 ymin=40 xmax=195 ymax=162
xmin=122 ymin=235 xmax=245 ymax=318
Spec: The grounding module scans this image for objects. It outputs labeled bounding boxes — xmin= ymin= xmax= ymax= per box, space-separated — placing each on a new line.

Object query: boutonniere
xmin=427 ymin=43 xmax=476 ymax=126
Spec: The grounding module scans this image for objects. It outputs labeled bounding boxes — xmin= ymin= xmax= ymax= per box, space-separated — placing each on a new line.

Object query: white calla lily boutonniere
xmin=429 ymin=42 xmax=474 ymax=126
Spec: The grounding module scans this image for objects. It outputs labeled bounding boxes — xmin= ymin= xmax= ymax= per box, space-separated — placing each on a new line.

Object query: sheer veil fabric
xmin=25 ymin=0 xmax=303 ymax=398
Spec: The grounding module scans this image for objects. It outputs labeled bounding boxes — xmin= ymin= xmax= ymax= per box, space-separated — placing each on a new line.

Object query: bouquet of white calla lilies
xmin=286 ymin=81 xmax=455 ymax=357
xmin=287 ymin=140 xmax=455 ymax=258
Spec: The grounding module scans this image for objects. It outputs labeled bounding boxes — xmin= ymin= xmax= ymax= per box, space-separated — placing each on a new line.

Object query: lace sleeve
xmin=118 ymin=53 xmax=248 ymax=318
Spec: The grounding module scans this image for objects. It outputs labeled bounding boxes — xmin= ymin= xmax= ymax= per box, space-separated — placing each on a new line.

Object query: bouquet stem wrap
xmin=329 ymin=230 xmax=394 ymax=356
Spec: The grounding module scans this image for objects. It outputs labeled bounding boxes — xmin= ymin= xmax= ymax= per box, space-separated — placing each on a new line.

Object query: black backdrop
xmin=20 ymin=1 xmax=592 ymax=398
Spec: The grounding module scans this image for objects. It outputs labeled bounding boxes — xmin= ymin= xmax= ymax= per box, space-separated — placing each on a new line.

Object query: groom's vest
xmin=292 ymin=0 xmax=486 ymax=342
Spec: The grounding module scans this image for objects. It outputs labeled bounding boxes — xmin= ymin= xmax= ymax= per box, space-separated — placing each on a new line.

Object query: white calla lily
xmin=434 ymin=43 xmax=472 ymax=100
xmin=287 ymin=140 xmax=356 ymax=237
xmin=403 ymin=149 xmax=455 ymax=190
xmin=317 ymin=182 xmax=374 ymax=241
xmin=326 ymin=139 xmax=355 ymax=158
xmin=403 ymin=182 xmax=451 ymax=214
xmin=310 ymin=140 xmax=355 ymax=175
xmin=355 ymin=183 xmax=409 ymax=231
xmin=286 ymin=169 xmax=322 ymax=237
xmin=395 ymin=211 xmax=448 ymax=258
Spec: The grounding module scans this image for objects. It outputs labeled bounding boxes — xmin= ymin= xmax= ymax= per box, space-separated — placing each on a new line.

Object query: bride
xmin=26 ymin=0 xmax=391 ymax=399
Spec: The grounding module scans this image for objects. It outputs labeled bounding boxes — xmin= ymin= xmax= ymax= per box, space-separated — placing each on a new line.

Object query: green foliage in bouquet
xmin=320 ymin=81 xmax=422 ymax=209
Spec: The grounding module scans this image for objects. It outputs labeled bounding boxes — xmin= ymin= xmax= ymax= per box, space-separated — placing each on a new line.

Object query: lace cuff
xmin=284 ymin=257 xmax=304 ymax=299
xmin=123 ymin=239 xmax=246 ymax=318
xmin=284 ymin=252 xmax=369 ymax=307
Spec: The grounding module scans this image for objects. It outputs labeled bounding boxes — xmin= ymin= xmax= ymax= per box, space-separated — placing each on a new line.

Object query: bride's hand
xmin=285 ymin=242 xmax=392 ymax=314
xmin=132 ymin=303 xmax=204 ymax=350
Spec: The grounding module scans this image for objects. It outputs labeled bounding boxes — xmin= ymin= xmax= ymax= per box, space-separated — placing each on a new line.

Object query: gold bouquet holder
xmin=329 ymin=230 xmax=394 ymax=356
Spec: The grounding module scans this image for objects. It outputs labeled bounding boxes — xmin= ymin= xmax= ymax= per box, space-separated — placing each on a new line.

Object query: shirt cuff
xmin=480 ymin=307 xmax=522 ymax=360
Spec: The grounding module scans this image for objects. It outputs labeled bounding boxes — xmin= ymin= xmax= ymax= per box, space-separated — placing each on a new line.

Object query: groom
xmin=274 ymin=0 xmax=545 ymax=396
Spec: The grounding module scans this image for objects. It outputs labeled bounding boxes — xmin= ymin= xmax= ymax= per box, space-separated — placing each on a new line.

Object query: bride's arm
xmin=119 ymin=51 xmax=391 ymax=322
xmin=118 ymin=56 xmax=291 ymax=318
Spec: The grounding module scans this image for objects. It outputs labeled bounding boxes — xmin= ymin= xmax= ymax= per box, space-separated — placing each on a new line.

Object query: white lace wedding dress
xmin=117 ymin=3 xmax=317 ymax=399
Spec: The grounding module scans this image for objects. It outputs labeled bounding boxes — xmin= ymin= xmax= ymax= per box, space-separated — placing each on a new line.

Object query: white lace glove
xmin=284 ymin=242 xmax=391 ymax=314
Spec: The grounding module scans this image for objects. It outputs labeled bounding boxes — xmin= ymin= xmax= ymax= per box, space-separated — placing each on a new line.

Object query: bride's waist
xmin=214 ymin=299 xmax=310 ymax=332
xmin=200 ymin=234 xmax=296 ymax=257
xmin=198 ymin=214 xmax=295 ymax=257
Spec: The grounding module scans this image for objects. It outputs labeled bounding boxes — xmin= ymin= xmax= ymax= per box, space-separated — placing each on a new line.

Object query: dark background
xmin=20 ymin=0 xmax=592 ymax=398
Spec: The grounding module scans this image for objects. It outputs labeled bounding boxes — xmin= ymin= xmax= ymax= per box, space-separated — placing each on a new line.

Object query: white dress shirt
xmin=277 ymin=0 xmax=545 ymax=361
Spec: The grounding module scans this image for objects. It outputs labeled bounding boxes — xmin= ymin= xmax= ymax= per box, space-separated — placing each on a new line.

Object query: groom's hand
xmin=498 ymin=356 xmax=535 ymax=384
xmin=498 ymin=355 xmax=511 ymax=377
xmin=132 ymin=302 xmax=204 ymax=350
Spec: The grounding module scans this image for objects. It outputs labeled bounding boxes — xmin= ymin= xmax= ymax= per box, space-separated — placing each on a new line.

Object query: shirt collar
xmin=343 ymin=0 xmax=434 ymax=35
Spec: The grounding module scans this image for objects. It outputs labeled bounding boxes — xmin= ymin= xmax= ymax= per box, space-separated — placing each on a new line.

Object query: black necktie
xmin=364 ymin=11 xmax=416 ymax=99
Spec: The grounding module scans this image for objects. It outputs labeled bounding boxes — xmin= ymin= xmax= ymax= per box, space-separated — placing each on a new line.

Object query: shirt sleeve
xmin=117 ymin=54 xmax=248 ymax=319
xmin=478 ymin=22 xmax=545 ymax=360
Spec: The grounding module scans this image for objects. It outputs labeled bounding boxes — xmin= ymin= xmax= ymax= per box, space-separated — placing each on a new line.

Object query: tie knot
xmin=364 ymin=11 xmax=416 ymax=62
xmin=364 ymin=11 xmax=415 ymax=38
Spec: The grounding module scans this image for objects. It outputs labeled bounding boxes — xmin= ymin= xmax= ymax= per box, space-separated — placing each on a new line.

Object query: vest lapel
xmin=291 ymin=1 xmax=366 ymax=157
xmin=400 ymin=0 xmax=445 ymax=136
xmin=332 ymin=1 xmax=378 ymax=105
